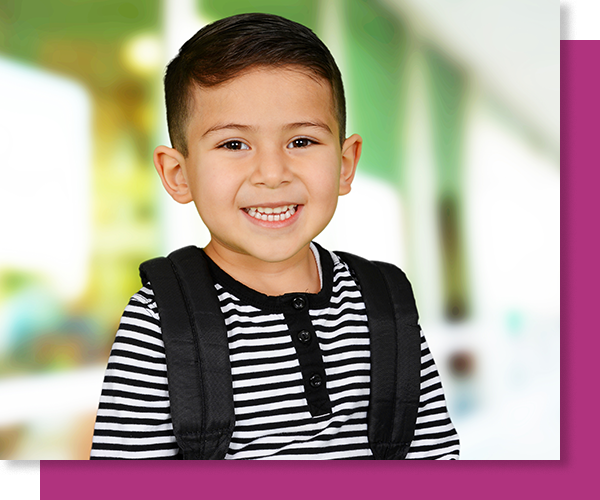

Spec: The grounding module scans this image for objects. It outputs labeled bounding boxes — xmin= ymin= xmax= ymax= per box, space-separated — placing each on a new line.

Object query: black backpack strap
xmin=139 ymin=246 xmax=234 ymax=459
xmin=335 ymin=251 xmax=421 ymax=459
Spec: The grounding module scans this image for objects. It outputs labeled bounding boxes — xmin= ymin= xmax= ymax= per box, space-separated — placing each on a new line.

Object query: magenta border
xmin=40 ymin=40 xmax=592 ymax=499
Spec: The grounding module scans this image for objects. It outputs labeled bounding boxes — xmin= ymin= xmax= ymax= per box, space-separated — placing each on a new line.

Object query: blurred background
xmin=0 ymin=0 xmax=559 ymax=459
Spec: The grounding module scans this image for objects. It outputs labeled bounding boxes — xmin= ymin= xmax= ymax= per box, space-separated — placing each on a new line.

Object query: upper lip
xmin=242 ymin=202 xmax=299 ymax=209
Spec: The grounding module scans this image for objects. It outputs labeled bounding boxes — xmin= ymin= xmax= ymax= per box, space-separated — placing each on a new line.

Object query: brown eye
xmin=288 ymin=138 xmax=314 ymax=149
xmin=222 ymin=140 xmax=249 ymax=150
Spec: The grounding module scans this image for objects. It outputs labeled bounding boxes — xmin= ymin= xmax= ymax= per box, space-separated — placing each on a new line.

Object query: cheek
xmin=310 ymin=158 xmax=342 ymax=202
xmin=309 ymin=177 xmax=341 ymax=216
xmin=192 ymin=169 xmax=245 ymax=222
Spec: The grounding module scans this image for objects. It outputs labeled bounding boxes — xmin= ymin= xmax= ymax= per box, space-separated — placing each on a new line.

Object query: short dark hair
xmin=164 ymin=13 xmax=346 ymax=157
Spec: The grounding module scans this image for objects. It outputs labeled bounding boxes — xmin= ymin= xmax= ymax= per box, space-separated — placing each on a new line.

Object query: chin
xmin=244 ymin=242 xmax=309 ymax=263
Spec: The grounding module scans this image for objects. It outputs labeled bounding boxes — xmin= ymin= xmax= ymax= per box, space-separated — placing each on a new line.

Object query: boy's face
xmin=156 ymin=67 xmax=361 ymax=265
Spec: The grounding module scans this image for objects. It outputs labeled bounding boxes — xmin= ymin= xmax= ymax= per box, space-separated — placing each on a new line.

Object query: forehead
xmin=187 ymin=67 xmax=337 ymax=134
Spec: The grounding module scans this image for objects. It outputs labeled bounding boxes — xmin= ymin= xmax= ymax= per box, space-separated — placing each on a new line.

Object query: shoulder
xmin=125 ymin=284 xmax=160 ymax=321
xmin=323 ymin=244 xmax=406 ymax=274
xmin=328 ymin=248 xmax=411 ymax=289
xmin=113 ymin=285 xmax=163 ymax=350
xmin=324 ymin=246 xmax=419 ymax=324
xmin=314 ymin=242 xmax=411 ymax=288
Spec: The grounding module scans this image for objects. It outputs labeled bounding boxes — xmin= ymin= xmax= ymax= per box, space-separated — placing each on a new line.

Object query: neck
xmin=203 ymin=242 xmax=320 ymax=296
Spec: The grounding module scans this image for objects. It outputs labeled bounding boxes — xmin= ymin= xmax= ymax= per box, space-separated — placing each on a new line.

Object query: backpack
xmin=139 ymin=245 xmax=421 ymax=460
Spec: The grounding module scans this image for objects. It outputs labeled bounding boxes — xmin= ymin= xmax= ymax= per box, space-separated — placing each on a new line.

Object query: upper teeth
xmin=246 ymin=205 xmax=297 ymax=221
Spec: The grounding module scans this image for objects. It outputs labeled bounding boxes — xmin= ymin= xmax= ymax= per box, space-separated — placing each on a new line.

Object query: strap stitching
xmin=167 ymin=254 xmax=207 ymax=452
xmin=335 ymin=251 xmax=400 ymax=449
xmin=373 ymin=261 xmax=400 ymax=446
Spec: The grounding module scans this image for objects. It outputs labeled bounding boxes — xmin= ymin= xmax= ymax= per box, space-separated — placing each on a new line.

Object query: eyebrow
xmin=202 ymin=123 xmax=255 ymax=137
xmin=202 ymin=121 xmax=332 ymax=137
xmin=284 ymin=121 xmax=332 ymax=134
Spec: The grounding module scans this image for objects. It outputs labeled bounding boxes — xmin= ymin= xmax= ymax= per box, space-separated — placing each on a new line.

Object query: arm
xmin=90 ymin=286 xmax=180 ymax=459
xmin=404 ymin=331 xmax=460 ymax=459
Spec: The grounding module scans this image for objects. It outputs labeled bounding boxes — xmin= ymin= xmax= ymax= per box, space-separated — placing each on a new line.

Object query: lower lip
xmin=241 ymin=206 xmax=302 ymax=228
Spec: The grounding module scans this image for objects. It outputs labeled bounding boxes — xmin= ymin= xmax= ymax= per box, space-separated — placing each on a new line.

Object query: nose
xmin=250 ymin=146 xmax=292 ymax=189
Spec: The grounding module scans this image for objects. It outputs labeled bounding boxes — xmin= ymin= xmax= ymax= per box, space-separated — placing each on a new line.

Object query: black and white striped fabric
xmin=91 ymin=246 xmax=459 ymax=459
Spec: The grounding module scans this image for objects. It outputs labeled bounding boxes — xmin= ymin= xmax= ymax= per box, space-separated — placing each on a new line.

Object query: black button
xmin=297 ymin=330 xmax=312 ymax=343
xmin=309 ymin=373 xmax=322 ymax=388
xmin=292 ymin=296 xmax=306 ymax=310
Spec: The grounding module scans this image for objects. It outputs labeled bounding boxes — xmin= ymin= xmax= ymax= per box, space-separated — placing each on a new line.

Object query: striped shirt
xmin=91 ymin=245 xmax=459 ymax=459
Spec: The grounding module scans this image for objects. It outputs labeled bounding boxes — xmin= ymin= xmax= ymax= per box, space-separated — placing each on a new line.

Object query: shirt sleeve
xmin=404 ymin=331 xmax=461 ymax=459
xmin=90 ymin=286 xmax=180 ymax=459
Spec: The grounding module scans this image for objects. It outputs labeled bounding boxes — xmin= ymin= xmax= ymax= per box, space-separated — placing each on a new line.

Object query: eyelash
xmin=219 ymin=140 xmax=249 ymax=151
xmin=218 ymin=137 xmax=317 ymax=151
xmin=287 ymin=138 xmax=316 ymax=149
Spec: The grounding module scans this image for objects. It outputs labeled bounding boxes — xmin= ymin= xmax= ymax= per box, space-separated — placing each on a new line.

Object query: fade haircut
xmin=164 ymin=13 xmax=346 ymax=157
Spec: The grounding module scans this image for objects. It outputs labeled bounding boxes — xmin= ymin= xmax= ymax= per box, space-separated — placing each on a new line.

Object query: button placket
xmin=285 ymin=295 xmax=332 ymax=417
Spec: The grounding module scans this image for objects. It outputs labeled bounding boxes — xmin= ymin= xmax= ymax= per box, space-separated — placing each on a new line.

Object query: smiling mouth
xmin=243 ymin=204 xmax=298 ymax=222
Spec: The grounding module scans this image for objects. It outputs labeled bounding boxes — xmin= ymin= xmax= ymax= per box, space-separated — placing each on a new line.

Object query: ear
xmin=153 ymin=145 xmax=193 ymax=204
xmin=338 ymin=134 xmax=362 ymax=196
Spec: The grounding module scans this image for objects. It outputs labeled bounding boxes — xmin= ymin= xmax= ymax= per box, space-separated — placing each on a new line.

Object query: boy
xmin=91 ymin=13 xmax=459 ymax=460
